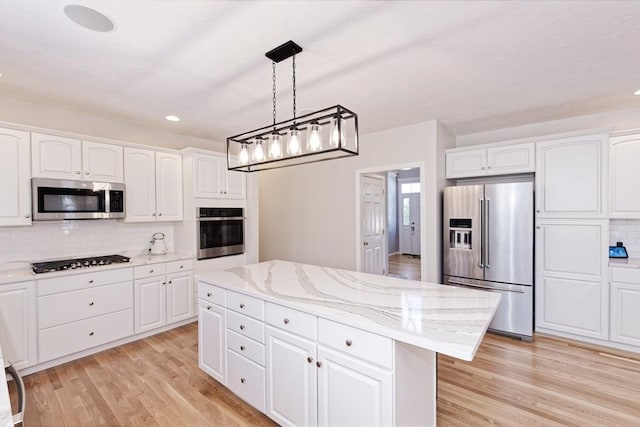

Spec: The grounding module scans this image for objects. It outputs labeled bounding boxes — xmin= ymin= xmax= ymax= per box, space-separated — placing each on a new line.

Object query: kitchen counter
xmin=609 ymin=258 xmax=640 ymax=268
xmin=196 ymin=260 xmax=501 ymax=361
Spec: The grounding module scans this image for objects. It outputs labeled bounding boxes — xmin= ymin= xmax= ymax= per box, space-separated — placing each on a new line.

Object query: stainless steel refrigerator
xmin=443 ymin=182 xmax=534 ymax=340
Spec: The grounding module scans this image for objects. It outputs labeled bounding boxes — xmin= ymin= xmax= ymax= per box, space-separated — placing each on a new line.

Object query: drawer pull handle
xmin=240 ymin=325 xmax=245 ymax=330
xmin=240 ymin=378 xmax=246 ymax=384
xmin=283 ymin=318 xmax=290 ymax=325
xmin=207 ymin=292 xmax=212 ymax=297
xmin=345 ymin=339 xmax=353 ymax=347
xmin=316 ymin=361 xmax=323 ymax=368
xmin=89 ymin=302 xmax=94 ymax=306
xmin=240 ymin=345 xmax=246 ymax=351
xmin=207 ymin=305 xmax=212 ymax=310
xmin=240 ymin=303 xmax=245 ymax=309
xmin=307 ymin=356 xmax=313 ymax=364
xmin=89 ymin=332 xmax=95 ymax=336
xmin=88 ymin=280 xmax=94 ymax=284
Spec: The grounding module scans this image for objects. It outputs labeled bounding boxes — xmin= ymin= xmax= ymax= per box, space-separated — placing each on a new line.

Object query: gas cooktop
xmin=31 ymin=254 xmax=130 ymax=274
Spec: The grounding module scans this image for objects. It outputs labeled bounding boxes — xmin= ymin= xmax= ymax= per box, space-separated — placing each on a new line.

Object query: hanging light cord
xmin=292 ymin=54 xmax=297 ymax=119
xmin=272 ymin=61 xmax=277 ymax=129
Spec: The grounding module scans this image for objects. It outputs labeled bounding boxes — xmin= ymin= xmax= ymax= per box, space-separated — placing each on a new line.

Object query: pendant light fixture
xmin=227 ymin=40 xmax=358 ymax=172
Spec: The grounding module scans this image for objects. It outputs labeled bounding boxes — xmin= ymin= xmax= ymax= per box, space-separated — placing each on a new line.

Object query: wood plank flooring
xmin=18 ymin=323 xmax=640 ymax=426
xmin=388 ymin=253 xmax=421 ymax=280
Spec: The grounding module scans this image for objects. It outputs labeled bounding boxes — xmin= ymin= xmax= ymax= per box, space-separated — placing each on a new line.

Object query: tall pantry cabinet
xmin=535 ymin=133 xmax=609 ymax=340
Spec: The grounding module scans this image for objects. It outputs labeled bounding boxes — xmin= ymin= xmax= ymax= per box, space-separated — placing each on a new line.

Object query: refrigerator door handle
xmin=485 ymin=198 xmax=490 ymax=269
xmin=478 ymin=198 xmax=484 ymax=268
xmin=448 ymin=278 xmax=525 ymax=294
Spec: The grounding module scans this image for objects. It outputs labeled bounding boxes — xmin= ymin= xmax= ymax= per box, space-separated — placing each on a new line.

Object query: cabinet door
xmin=31 ymin=132 xmax=82 ymax=179
xmin=317 ymin=346 xmax=392 ymax=427
xmin=0 ymin=128 xmax=31 ymax=226
xmin=124 ymin=147 xmax=157 ymax=222
xmin=134 ymin=276 xmax=167 ymax=333
xmin=486 ymin=142 xmax=534 ymax=175
xmin=156 ymin=152 xmax=183 ymax=221
xmin=166 ymin=273 xmax=194 ymax=323
xmin=266 ymin=326 xmax=317 ymax=427
xmin=609 ymin=134 xmax=640 ymax=218
xmin=610 ymin=282 xmax=640 ymax=346
xmin=193 ymin=154 xmax=222 ymax=198
xmin=0 ymin=281 xmax=37 ymax=370
xmin=445 ymin=148 xmax=486 ymax=178
xmin=198 ymin=301 xmax=226 ymax=383
xmin=535 ymin=134 xmax=608 ymax=218
xmin=82 ymin=140 xmax=123 ymax=182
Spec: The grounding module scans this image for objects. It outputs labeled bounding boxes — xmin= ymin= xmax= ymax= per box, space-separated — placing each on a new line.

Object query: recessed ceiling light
xmin=64 ymin=5 xmax=115 ymax=32
xmin=634 ymin=89 xmax=640 ymax=96
xmin=165 ymin=115 xmax=181 ymax=122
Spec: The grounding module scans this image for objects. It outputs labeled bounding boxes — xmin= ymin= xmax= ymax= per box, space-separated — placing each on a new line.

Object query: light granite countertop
xmin=196 ymin=260 xmax=501 ymax=361
xmin=609 ymin=258 xmax=640 ymax=269
xmin=0 ymin=252 xmax=194 ymax=285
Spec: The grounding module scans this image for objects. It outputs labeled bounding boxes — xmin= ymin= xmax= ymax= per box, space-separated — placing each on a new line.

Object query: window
xmin=400 ymin=182 xmax=420 ymax=194
xmin=402 ymin=197 xmax=410 ymax=226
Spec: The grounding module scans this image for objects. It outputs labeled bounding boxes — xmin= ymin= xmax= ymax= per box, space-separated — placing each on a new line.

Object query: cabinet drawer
xmin=38 ymin=267 xmax=133 ymax=296
xmin=610 ymin=267 xmax=640 ymax=285
xmin=39 ymin=281 xmax=133 ymax=329
xmin=227 ymin=349 xmax=265 ymax=412
xmin=134 ymin=263 xmax=166 ymax=279
xmin=227 ymin=330 xmax=265 ymax=366
xmin=318 ymin=318 xmax=392 ymax=369
xmin=198 ymin=281 xmax=226 ymax=306
xmin=167 ymin=259 xmax=194 ymax=274
xmin=227 ymin=310 xmax=265 ymax=344
xmin=227 ymin=290 xmax=265 ymax=321
xmin=39 ymin=309 xmax=133 ymax=363
xmin=266 ymin=302 xmax=317 ymax=340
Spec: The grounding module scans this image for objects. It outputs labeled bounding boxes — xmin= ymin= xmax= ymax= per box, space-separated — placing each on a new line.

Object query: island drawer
xmin=227 ymin=349 xmax=266 ymax=412
xmin=266 ymin=302 xmax=317 ymax=339
xmin=227 ymin=310 xmax=265 ymax=344
xmin=134 ymin=263 xmax=166 ymax=279
xmin=167 ymin=259 xmax=194 ymax=274
xmin=227 ymin=330 xmax=265 ymax=366
xmin=318 ymin=318 xmax=393 ymax=369
xmin=610 ymin=267 xmax=640 ymax=285
xmin=227 ymin=290 xmax=265 ymax=321
xmin=198 ymin=281 xmax=226 ymax=306
xmin=38 ymin=267 xmax=133 ymax=296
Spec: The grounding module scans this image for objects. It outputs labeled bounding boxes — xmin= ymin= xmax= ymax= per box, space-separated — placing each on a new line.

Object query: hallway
xmin=388 ymin=253 xmax=421 ymax=281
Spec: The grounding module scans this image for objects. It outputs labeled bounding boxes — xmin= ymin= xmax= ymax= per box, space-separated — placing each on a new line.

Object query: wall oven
xmin=32 ymin=178 xmax=125 ymax=220
xmin=197 ymin=208 xmax=244 ymax=260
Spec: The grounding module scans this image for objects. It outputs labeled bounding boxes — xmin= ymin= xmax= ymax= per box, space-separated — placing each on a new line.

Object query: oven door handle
xmin=5 ymin=364 xmax=25 ymax=426
xmin=197 ymin=217 xmax=245 ymax=221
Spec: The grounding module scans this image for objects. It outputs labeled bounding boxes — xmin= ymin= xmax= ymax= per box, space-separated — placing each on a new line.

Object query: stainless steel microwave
xmin=32 ymin=178 xmax=125 ymax=220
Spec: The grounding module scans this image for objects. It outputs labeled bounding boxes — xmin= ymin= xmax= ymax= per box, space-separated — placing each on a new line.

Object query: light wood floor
xmin=388 ymin=253 xmax=421 ymax=280
xmin=17 ymin=323 xmax=640 ymax=426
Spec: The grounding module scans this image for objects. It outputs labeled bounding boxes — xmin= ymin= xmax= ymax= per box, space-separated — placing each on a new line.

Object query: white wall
xmin=258 ymin=119 xmax=454 ymax=283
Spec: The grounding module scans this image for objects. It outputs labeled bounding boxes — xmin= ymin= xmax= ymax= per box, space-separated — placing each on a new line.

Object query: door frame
xmin=355 ymin=162 xmax=426 ymax=280
xmin=360 ymin=173 xmax=387 ymax=275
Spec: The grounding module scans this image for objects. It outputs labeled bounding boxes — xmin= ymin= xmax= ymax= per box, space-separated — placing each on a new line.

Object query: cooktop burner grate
xmin=31 ymin=254 xmax=130 ymax=274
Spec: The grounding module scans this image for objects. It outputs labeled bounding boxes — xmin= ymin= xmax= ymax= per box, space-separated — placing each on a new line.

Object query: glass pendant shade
xmin=288 ymin=129 xmax=301 ymax=155
xmin=253 ymin=138 xmax=265 ymax=162
xmin=330 ymin=117 xmax=345 ymax=147
xmin=239 ymin=144 xmax=249 ymax=164
xmin=307 ymin=123 xmax=322 ymax=151
xmin=269 ymin=133 xmax=282 ymax=159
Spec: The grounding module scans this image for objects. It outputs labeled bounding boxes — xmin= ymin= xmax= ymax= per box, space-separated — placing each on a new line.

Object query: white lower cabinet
xmin=0 ymin=281 xmax=38 ymax=370
xmin=610 ymin=267 xmax=640 ymax=347
xmin=198 ymin=300 xmax=226 ymax=383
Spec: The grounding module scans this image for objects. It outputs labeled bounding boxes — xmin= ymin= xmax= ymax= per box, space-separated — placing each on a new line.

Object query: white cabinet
xmin=609 ymin=134 xmax=640 ymax=218
xmin=0 ymin=127 xmax=32 ymax=226
xmin=193 ymin=153 xmax=245 ymax=199
xmin=609 ymin=267 xmax=640 ymax=347
xmin=535 ymin=220 xmax=609 ymax=339
xmin=198 ymin=290 xmax=226 ymax=383
xmin=134 ymin=260 xmax=194 ymax=333
xmin=535 ymin=134 xmax=608 ymax=218
xmin=0 ymin=281 xmax=38 ymax=370
xmin=32 ymin=133 xmax=123 ymax=182
xmin=124 ymin=148 xmax=183 ymax=222
xmin=445 ymin=142 xmax=534 ymax=178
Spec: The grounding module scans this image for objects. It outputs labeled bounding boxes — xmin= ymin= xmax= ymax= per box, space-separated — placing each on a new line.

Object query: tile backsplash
xmin=0 ymin=221 xmax=174 ymax=263
xmin=609 ymin=219 xmax=640 ymax=258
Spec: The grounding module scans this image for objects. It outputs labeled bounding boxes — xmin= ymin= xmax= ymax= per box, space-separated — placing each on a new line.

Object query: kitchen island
xmin=196 ymin=260 xmax=501 ymax=427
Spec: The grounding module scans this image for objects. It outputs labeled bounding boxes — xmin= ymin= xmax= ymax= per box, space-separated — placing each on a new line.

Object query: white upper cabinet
xmin=445 ymin=142 xmax=534 ymax=178
xmin=609 ymin=134 xmax=640 ymax=218
xmin=193 ymin=153 xmax=245 ymax=200
xmin=535 ymin=133 xmax=608 ymax=218
xmin=32 ymin=133 xmax=123 ymax=182
xmin=0 ymin=127 xmax=32 ymax=226
xmin=124 ymin=148 xmax=183 ymax=222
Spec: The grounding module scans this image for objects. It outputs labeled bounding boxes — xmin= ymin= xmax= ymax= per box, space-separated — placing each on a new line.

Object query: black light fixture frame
xmin=265 ymin=40 xmax=303 ymax=63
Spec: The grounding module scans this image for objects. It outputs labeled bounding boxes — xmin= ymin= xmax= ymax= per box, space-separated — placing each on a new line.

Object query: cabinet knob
xmin=169 ymin=280 xmax=172 ymax=284
xmin=481 ymin=166 xmax=485 ymax=170
xmin=89 ymin=302 xmax=94 ymax=306
xmin=162 ymin=282 xmax=166 ymax=285
xmin=240 ymin=345 xmax=246 ymax=351
xmin=283 ymin=318 xmax=290 ymax=325
xmin=207 ymin=292 xmax=212 ymax=297
xmin=307 ymin=356 xmax=313 ymax=364
xmin=84 ymin=171 xmax=90 ymax=175
xmin=152 ymin=213 xmax=156 ymax=216
xmin=75 ymin=170 xmax=81 ymax=175
xmin=487 ymin=166 xmax=492 ymax=169
xmin=536 ymin=209 xmax=541 ymax=213
xmin=159 ymin=213 xmax=162 ymax=216
xmin=88 ymin=280 xmax=94 ymax=284
xmin=180 ymin=265 xmax=184 ymax=269
xmin=207 ymin=305 xmax=212 ymax=310
xmin=24 ymin=214 xmax=30 ymax=218
xmin=536 ymin=225 xmax=541 ymax=229
xmin=150 ymin=269 xmax=154 ymax=273
xmin=345 ymin=339 xmax=353 ymax=347
xmin=89 ymin=332 xmax=94 ymax=336
xmin=240 ymin=325 xmax=245 ymax=330
xmin=316 ymin=361 xmax=323 ymax=368
xmin=239 ymin=303 xmax=245 ymax=309
xmin=240 ymin=378 xmax=246 ymax=384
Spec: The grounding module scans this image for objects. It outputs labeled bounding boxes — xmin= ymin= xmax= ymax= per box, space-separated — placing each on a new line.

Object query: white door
xmin=0 ymin=281 xmax=38 ymax=370
xmin=400 ymin=193 xmax=421 ymax=256
xmin=155 ymin=152 xmax=183 ymax=221
xmin=166 ymin=273 xmax=194 ymax=323
xmin=198 ymin=301 xmax=226 ymax=383
xmin=31 ymin=132 xmax=82 ymax=179
xmin=361 ymin=175 xmax=385 ymax=275
xmin=266 ymin=326 xmax=317 ymax=427
xmin=194 ymin=154 xmax=222 ymax=198
xmin=134 ymin=277 xmax=167 ymax=333
xmin=124 ymin=147 xmax=157 ymax=222
xmin=0 ymin=128 xmax=32 ymax=226
xmin=82 ymin=140 xmax=123 ymax=182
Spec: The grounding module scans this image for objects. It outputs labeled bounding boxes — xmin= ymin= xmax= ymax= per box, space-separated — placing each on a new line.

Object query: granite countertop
xmin=0 ymin=251 xmax=194 ymax=285
xmin=609 ymin=258 xmax=640 ymax=268
xmin=196 ymin=260 xmax=501 ymax=362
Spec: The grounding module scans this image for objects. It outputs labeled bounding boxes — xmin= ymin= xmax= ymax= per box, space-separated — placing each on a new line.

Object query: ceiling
xmin=0 ymin=1 xmax=639 ymax=145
